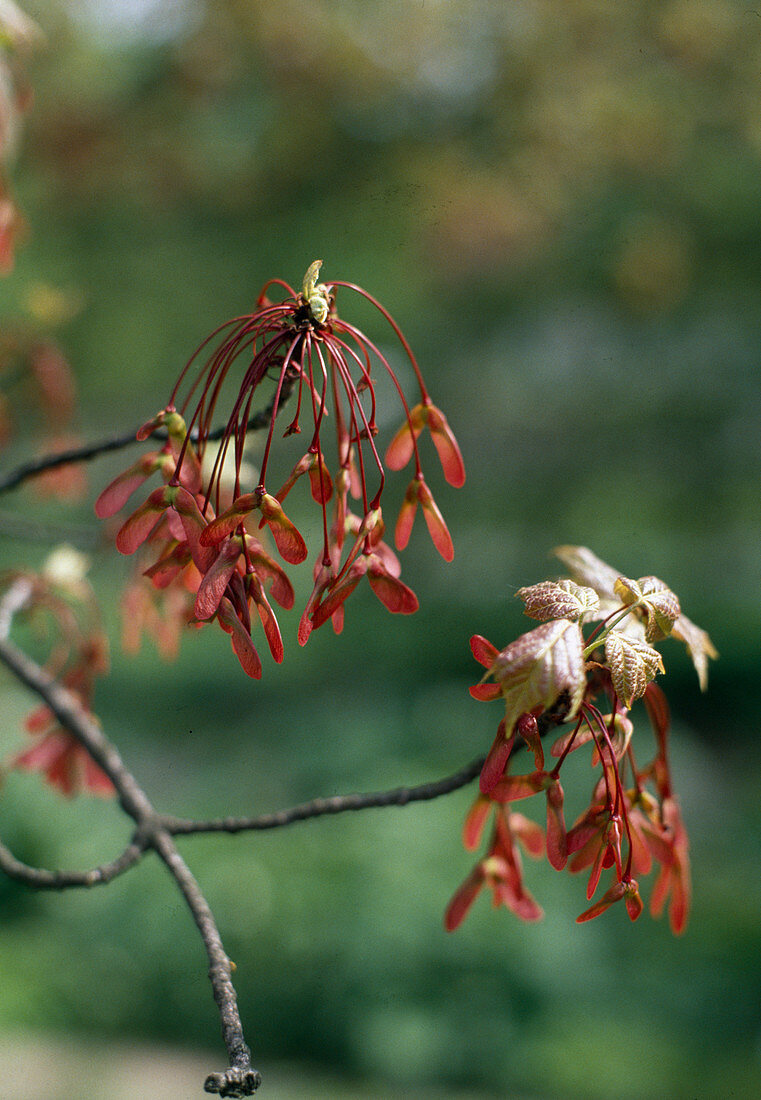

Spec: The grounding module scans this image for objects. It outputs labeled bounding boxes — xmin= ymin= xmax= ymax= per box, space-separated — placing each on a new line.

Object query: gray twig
xmin=162 ymin=757 xmax=485 ymax=837
xmin=0 ymin=628 xmax=260 ymax=1095
xmin=0 ymin=382 xmax=295 ymax=496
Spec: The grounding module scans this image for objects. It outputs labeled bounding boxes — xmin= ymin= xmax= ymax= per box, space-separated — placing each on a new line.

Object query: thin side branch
xmin=0 ymin=836 xmax=145 ymax=889
xmin=0 ymin=381 xmax=296 ymax=496
xmin=151 ymin=830 xmax=261 ymax=1098
xmin=162 ymin=755 xmax=486 ymax=837
xmin=0 ymin=631 xmax=259 ymax=1095
xmin=0 ymin=635 xmax=156 ymax=823
xmin=0 ymin=568 xmax=508 ymax=1096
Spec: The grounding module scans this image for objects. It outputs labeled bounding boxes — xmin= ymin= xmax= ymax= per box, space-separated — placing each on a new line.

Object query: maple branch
xmin=0 ymin=380 xmax=296 ymax=496
xmin=161 ymin=709 xmax=568 ymax=839
xmin=0 ymin=628 xmax=260 ymax=1096
xmin=0 ymin=835 xmax=145 ymax=889
xmin=0 ymin=427 xmax=149 ymax=494
xmin=161 ymin=755 xmax=486 ymax=836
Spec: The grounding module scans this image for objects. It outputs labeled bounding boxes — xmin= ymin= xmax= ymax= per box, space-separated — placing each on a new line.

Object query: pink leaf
xmin=394 ymin=484 xmax=418 ymax=552
xmin=311 ymin=574 xmax=364 ymax=630
xmin=479 ymin=723 xmax=514 ymax=793
xmin=247 ymin=544 xmax=295 ymax=610
xmin=463 ymin=797 xmax=493 ymax=851
xmin=194 ymin=542 xmax=240 ymax=620
xmin=307 ymin=454 xmax=333 ymax=504
xmin=427 ymin=405 xmax=466 ymax=488
xmin=199 ymin=493 xmax=259 ymax=547
xmin=94 ymin=454 xmax=159 ymax=518
xmin=470 ymin=634 xmax=499 ymax=668
xmin=495 ymin=881 xmax=544 ymax=922
xmin=217 ymin=598 xmax=262 ymax=679
xmin=643 ymin=681 xmax=671 ymax=742
xmin=367 ymin=561 xmax=419 ymax=614
xmin=115 ymin=488 xmax=168 ymax=554
xmin=545 ymin=781 xmax=567 ymax=870
xmin=490 ymin=770 xmax=546 ymax=804
xmin=418 ymin=480 xmax=454 ymax=561
xmin=444 ymin=868 xmax=484 ymax=932
xmin=171 ymin=486 xmax=217 ymax=572
xmin=576 ymin=881 xmax=626 ymax=924
xmin=469 ymin=683 xmax=502 ymax=702
xmin=249 ymin=576 xmax=284 ymax=664
xmin=511 ymin=813 xmax=545 ymax=859
xmin=384 ymin=419 xmax=419 ymax=472
xmin=259 ymin=493 xmax=308 ymax=564
xmin=173 ymin=444 xmax=203 ymax=496
xmin=298 ymin=607 xmax=314 ymax=646
xmin=143 ymin=543 xmax=191 ymax=589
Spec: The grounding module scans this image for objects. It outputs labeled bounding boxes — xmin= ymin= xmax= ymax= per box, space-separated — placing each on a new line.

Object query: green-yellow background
xmin=1 ymin=2 xmax=759 ymax=1097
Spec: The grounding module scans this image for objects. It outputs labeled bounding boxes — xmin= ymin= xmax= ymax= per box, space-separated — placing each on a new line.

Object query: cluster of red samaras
xmin=0 ymin=4 xmax=39 ymax=276
xmin=2 ymin=550 xmax=114 ymax=798
xmin=0 ymin=331 xmax=86 ymax=498
xmin=445 ymin=550 xmax=716 ymax=935
xmin=96 ymin=263 xmax=464 ymax=678
xmin=446 ymin=679 xmax=690 ymax=935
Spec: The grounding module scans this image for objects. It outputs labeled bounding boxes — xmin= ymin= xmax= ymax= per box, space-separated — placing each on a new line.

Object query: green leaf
xmin=613 ymin=575 xmax=680 ymax=641
xmin=671 ymin=613 xmax=718 ymax=691
xmin=488 ymin=619 xmax=586 ymax=736
xmin=553 ymin=545 xmax=621 ymax=600
xmin=517 ymin=579 xmax=599 ymax=622
xmin=604 ymin=630 xmax=664 ymax=707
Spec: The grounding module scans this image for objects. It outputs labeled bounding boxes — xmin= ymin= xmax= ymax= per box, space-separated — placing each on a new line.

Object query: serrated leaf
xmin=671 ymin=613 xmax=718 ymax=691
xmin=613 ymin=576 xmax=643 ymax=606
xmin=470 ymin=634 xmax=499 ymax=669
xmin=639 ymin=576 xmax=680 ymax=640
xmin=517 ymin=579 xmax=599 ymax=622
xmin=488 ymin=619 xmax=586 ymax=736
xmin=614 ymin=575 xmax=681 ymax=642
xmin=604 ymin=630 xmax=664 ymax=707
xmin=553 ymin=545 xmax=621 ymax=600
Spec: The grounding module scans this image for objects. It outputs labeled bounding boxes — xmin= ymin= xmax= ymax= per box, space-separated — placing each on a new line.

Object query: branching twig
xmin=0 ymin=427 xmax=151 ymax=495
xmin=0 ymin=381 xmax=296 ymax=496
xmin=0 ymin=628 xmax=259 ymax=1096
xmin=152 ymin=829 xmax=261 ymax=1098
xmin=0 ymin=584 xmax=489 ymax=1096
xmin=0 ymin=836 xmax=145 ymax=889
xmin=161 ymin=756 xmax=486 ymax=836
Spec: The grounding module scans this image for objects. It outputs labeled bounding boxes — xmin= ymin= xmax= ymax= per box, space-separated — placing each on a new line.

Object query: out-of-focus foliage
xmin=1 ymin=2 xmax=759 ymax=1098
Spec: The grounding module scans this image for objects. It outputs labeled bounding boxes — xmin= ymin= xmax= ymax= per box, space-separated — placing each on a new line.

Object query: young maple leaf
xmin=613 ymin=575 xmax=680 ymax=642
xmin=485 ymin=618 xmax=586 ymax=737
xmin=553 ymin=545 xmax=621 ymax=601
xmin=556 ymin=546 xmax=717 ymax=687
xmin=671 ymin=612 xmax=718 ymax=692
xmin=516 ymin=579 xmax=599 ymax=623
xmin=604 ymin=630 xmax=664 ymax=708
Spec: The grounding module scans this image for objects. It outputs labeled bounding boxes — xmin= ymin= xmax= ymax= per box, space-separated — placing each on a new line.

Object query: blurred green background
xmin=1 ymin=1 xmax=759 ymax=1097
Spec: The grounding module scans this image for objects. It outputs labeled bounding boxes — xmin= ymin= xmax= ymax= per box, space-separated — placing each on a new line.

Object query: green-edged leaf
xmin=489 ymin=618 xmax=586 ymax=736
xmin=554 ymin=545 xmax=621 ymax=600
xmin=604 ymin=630 xmax=664 ymax=707
xmin=671 ymin=613 xmax=718 ymax=691
xmin=614 ymin=575 xmax=681 ymax=641
xmin=517 ymin=579 xmax=599 ymax=622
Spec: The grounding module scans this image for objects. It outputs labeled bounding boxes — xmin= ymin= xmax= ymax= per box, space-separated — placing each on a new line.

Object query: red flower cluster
xmin=0 ymin=2 xmax=40 ymax=275
xmin=446 ymin=547 xmax=715 ymax=934
xmin=2 ymin=548 xmax=113 ymax=797
xmin=16 ymin=635 xmax=113 ymax=797
xmin=96 ymin=263 xmax=464 ymax=677
xmin=0 ymin=333 xmax=84 ymax=497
